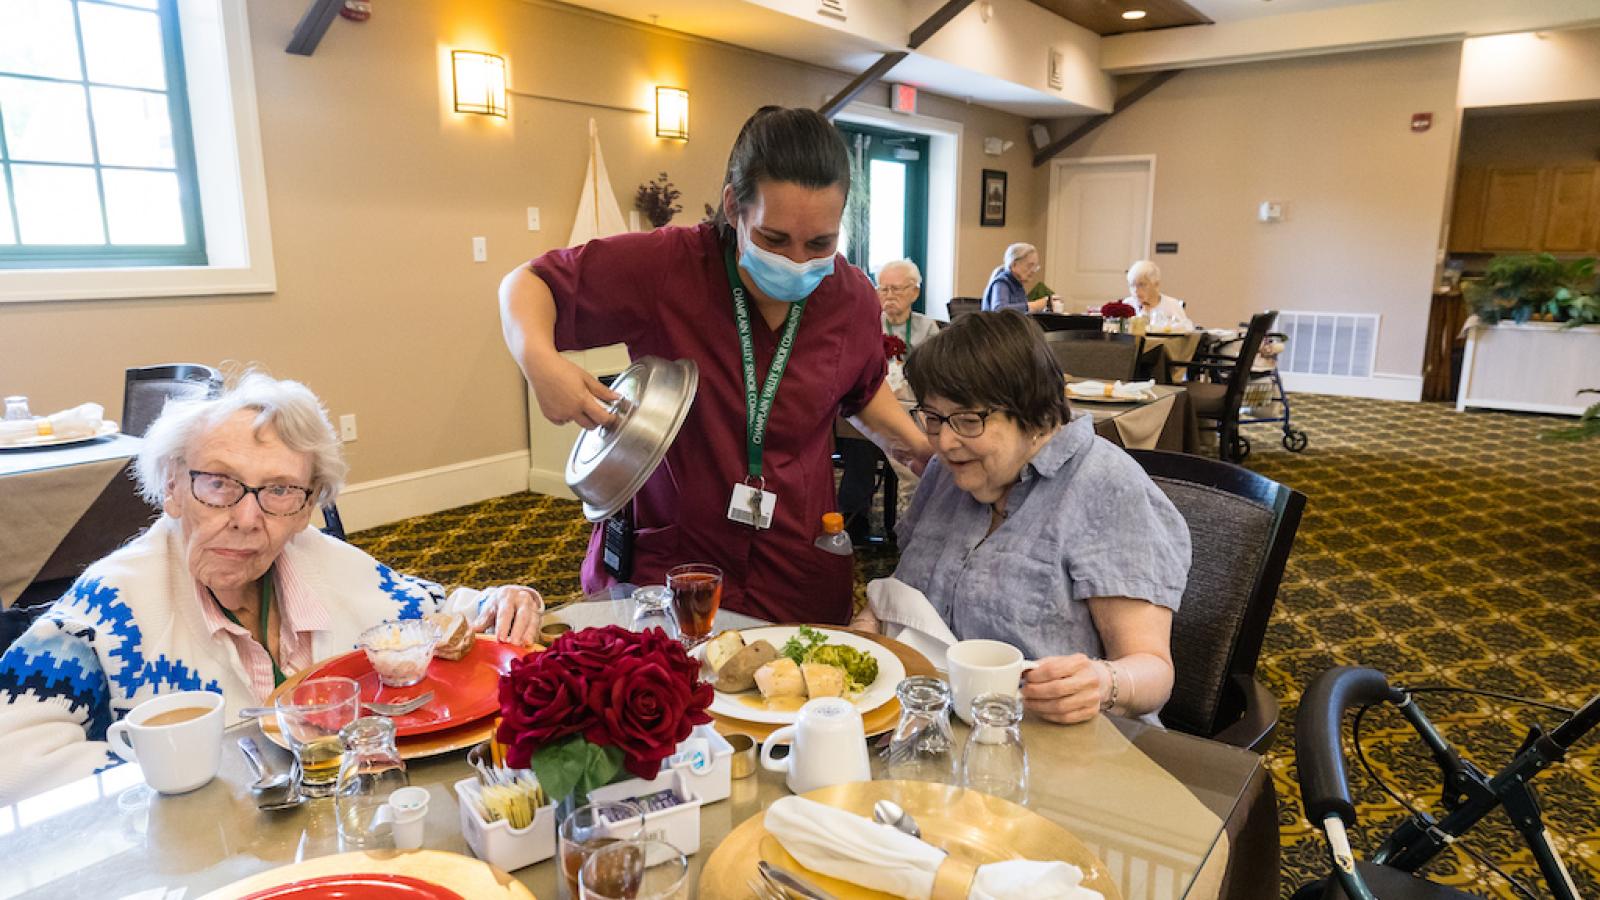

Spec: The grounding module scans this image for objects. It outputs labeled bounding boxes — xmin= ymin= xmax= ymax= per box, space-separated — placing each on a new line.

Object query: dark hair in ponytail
xmin=713 ymin=106 xmax=852 ymax=239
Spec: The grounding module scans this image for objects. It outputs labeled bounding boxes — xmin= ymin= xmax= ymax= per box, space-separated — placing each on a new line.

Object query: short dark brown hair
xmin=904 ymin=310 xmax=1069 ymax=433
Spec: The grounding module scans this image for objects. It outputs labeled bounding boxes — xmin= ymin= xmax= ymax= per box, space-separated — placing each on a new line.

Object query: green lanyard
xmin=215 ymin=571 xmax=286 ymax=687
xmin=724 ymin=245 xmax=807 ymax=480
xmin=886 ymin=317 xmax=911 ymax=345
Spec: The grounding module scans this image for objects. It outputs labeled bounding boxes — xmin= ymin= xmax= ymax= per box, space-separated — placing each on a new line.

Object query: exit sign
xmin=890 ymin=83 xmax=917 ymax=114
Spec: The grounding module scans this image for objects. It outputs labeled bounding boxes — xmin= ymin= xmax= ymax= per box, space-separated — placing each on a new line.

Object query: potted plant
xmin=1465 ymin=253 xmax=1599 ymax=325
xmin=634 ymin=173 xmax=683 ymax=229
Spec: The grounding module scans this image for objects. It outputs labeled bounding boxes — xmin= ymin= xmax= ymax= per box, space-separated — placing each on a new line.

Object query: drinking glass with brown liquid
xmin=666 ymin=563 xmax=723 ymax=649
xmin=274 ymin=676 xmax=361 ymax=798
xmin=557 ymin=801 xmax=642 ymax=900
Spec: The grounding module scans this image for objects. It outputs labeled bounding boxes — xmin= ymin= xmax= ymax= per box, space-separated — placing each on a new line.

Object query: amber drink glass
xmin=666 ymin=563 xmax=723 ymax=648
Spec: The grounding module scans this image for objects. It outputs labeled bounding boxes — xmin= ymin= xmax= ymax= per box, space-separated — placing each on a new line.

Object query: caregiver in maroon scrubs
xmin=498 ymin=107 xmax=931 ymax=625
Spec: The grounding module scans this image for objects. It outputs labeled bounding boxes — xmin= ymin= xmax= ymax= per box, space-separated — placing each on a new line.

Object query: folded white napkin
xmin=1067 ymin=380 xmax=1156 ymax=401
xmin=0 ymin=403 xmax=106 ymax=445
xmin=867 ymin=578 xmax=957 ymax=671
xmin=765 ymin=797 xmax=1102 ymax=900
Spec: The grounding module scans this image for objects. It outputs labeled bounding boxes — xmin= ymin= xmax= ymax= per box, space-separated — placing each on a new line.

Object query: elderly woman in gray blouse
xmin=858 ymin=311 xmax=1191 ymax=725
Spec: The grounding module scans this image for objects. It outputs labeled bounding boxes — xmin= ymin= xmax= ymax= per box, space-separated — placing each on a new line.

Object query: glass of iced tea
xmin=666 ymin=563 xmax=723 ymax=648
xmin=558 ymin=801 xmax=643 ymax=900
xmin=580 ymin=838 xmax=689 ymax=900
xmin=273 ymin=676 xmax=361 ymax=798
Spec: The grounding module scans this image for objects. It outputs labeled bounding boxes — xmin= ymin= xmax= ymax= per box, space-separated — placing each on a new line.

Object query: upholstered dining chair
xmin=945 ymin=297 xmax=981 ymax=322
xmin=122 ymin=364 xmax=223 ymax=437
xmin=1128 ymin=449 xmax=1306 ymax=754
xmin=1030 ymin=313 xmax=1104 ymax=333
xmin=1043 ymin=331 xmax=1141 ymax=382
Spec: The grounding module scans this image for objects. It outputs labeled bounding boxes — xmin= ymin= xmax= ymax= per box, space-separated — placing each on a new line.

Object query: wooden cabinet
xmin=1449 ymin=162 xmax=1600 ymax=254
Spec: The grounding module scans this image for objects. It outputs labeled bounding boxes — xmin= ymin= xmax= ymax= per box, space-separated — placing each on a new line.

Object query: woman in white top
xmin=1125 ymin=260 xmax=1193 ymax=331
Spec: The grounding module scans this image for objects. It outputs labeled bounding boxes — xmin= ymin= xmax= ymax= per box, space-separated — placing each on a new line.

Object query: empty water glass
xmin=883 ymin=676 xmax=957 ymax=784
xmin=629 ymin=585 xmax=678 ymax=640
xmin=960 ymin=692 xmax=1028 ymax=804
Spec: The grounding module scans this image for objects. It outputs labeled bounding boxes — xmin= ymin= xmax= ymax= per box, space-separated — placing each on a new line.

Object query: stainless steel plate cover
xmin=565 ymin=356 xmax=698 ymax=523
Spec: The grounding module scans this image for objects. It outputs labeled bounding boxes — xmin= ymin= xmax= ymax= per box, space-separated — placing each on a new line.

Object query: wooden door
xmin=1479 ymin=167 xmax=1547 ymax=251
xmin=1542 ymin=165 xmax=1598 ymax=252
xmin=1047 ymin=159 xmax=1152 ymax=312
xmin=1448 ymin=165 xmax=1485 ymax=253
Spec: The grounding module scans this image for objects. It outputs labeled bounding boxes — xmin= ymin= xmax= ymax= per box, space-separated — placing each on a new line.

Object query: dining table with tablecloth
xmin=0 ymin=434 xmax=152 ymax=607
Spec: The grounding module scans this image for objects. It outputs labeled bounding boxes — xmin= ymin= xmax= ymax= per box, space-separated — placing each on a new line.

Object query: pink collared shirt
xmin=194 ymin=555 xmax=331 ymax=702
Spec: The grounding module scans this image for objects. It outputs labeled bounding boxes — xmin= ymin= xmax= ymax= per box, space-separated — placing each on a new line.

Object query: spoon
xmin=872 ymin=799 xmax=922 ymax=839
xmin=238 ymin=737 xmax=301 ymax=811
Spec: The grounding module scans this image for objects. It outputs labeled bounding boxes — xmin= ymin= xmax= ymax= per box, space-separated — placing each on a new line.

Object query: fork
xmin=747 ymin=878 xmax=785 ymax=900
xmin=363 ymin=691 xmax=434 ymax=716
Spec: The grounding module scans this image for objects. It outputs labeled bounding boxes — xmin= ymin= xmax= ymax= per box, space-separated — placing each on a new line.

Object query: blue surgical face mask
xmin=738 ymin=224 xmax=835 ymax=303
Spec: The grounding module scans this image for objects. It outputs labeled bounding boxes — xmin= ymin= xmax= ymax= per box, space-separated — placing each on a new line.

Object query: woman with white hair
xmin=0 ymin=373 xmax=542 ymax=804
xmin=1124 ymin=260 xmax=1193 ymax=330
xmin=982 ymin=243 xmax=1054 ymax=313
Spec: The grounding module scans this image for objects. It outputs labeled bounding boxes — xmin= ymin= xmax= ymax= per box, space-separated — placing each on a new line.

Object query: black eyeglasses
xmin=189 ymin=470 xmax=314 ymax=516
xmin=910 ymin=407 xmax=1003 ymax=439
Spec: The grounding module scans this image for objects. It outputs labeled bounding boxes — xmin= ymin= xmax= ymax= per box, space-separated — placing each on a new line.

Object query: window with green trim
xmin=0 ymin=0 xmax=205 ymax=269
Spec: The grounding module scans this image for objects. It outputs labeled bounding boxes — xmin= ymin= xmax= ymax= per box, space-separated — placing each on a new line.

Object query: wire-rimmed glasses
xmin=189 ymin=470 xmax=314 ymax=516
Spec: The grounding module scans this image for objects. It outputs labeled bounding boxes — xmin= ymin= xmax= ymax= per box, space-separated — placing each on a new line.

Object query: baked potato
xmin=714 ymin=640 xmax=778 ymax=693
xmin=703 ymin=630 xmax=746 ymax=673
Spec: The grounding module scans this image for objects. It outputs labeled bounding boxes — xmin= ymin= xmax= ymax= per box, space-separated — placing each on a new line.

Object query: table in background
xmin=0 ymin=434 xmax=152 ymax=607
xmin=1078 ymin=385 xmax=1201 ymax=453
xmin=0 ymin=603 xmax=1271 ymax=900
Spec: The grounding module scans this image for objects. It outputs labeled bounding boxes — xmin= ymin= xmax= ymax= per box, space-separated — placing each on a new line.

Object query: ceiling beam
xmin=819 ymin=52 xmax=909 ymax=120
xmin=820 ymin=0 xmax=975 ymax=120
xmin=909 ymin=0 xmax=978 ymax=49
xmin=286 ymin=0 xmax=343 ymax=56
xmin=1032 ymin=70 xmax=1180 ymax=166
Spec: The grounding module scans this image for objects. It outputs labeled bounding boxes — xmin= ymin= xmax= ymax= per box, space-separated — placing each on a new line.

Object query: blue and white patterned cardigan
xmin=0 ymin=516 xmax=471 ymax=805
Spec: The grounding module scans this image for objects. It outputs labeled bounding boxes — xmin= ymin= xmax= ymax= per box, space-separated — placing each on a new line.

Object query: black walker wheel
xmin=1282 ymin=430 xmax=1308 ymax=452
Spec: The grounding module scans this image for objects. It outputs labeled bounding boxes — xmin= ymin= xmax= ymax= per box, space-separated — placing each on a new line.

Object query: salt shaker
xmin=3 ymin=396 xmax=30 ymax=421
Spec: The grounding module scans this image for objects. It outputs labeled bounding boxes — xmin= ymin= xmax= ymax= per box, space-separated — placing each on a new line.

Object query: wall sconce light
xmin=655 ymin=86 xmax=689 ymax=140
xmin=453 ymin=51 xmax=507 ymax=117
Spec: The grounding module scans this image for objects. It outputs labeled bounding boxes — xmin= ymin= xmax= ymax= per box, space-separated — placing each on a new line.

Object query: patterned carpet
xmin=349 ymin=394 xmax=1600 ymax=898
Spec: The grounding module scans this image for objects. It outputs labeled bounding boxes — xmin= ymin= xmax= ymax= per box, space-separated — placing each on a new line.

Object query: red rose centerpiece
xmin=883 ymin=333 xmax=909 ymax=362
xmin=1100 ymin=300 xmax=1136 ymax=320
xmin=496 ymin=625 xmax=714 ymax=803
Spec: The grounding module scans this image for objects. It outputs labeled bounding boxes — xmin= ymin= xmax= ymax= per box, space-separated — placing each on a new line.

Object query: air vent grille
xmin=1277 ymin=311 xmax=1378 ymax=378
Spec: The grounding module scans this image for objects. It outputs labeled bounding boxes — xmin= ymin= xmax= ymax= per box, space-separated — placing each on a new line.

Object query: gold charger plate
xmin=706 ymin=628 xmax=935 ymax=742
xmin=196 ymin=849 xmax=535 ymax=899
xmin=262 ymin=636 xmax=539 ymax=760
xmin=698 ymin=780 xmax=1121 ymax=900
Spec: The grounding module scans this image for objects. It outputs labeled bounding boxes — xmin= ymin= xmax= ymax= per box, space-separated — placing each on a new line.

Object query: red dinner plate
xmin=239 ymin=874 xmax=464 ymax=900
xmin=301 ymin=639 xmax=524 ymax=737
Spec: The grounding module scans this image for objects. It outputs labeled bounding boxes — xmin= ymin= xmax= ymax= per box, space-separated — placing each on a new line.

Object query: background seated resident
xmin=855 ymin=311 xmax=1190 ymax=726
xmin=0 ymin=373 xmax=542 ymax=804
xmin=838 ymin=260 xmax=940 ymax=544
xmin=982 ymin=243 xmax=1056 ymax=313
xmin=1124 ymin=260 xmax=1193 ymax=330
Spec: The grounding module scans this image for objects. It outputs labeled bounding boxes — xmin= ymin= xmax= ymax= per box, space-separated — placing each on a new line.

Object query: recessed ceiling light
xmin=1122 ymin=9 xmax=1148 ymax=20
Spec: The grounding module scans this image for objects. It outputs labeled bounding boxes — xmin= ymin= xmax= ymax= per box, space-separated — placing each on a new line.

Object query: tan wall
xmin=1458 ymin=107 xmax=1600 ymax=168
xmin=1036 ymin=43 xmax=1462 ymax=377
xmin=0 ymin=0 xmax=1040 ymax=485
xmin=1460 ymin=26 xmax=1600 ymax=110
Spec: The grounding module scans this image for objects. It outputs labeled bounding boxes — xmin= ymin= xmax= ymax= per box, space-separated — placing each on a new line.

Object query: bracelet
xmin=1099 ymin=660 xmax=1120 ymax=712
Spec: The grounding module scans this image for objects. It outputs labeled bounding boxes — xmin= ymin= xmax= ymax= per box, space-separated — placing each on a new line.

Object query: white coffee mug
xmin=946 ymin=639 xmax=1032 ymax=725
xmin=106 ymin=690 xmax=225 ymax=795
xmin=759 ymin=697 xmax=871 ymax=794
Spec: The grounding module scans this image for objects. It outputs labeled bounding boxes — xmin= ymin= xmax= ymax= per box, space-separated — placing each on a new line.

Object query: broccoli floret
xmin=808 ymin=644 xmax=879 ymax=690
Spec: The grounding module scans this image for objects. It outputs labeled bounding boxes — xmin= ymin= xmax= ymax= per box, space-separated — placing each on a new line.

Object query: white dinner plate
xmin=695 ymin=625 xmax=906 ymax=725
xmin=0 ymin=421 xmax=119 ymax=451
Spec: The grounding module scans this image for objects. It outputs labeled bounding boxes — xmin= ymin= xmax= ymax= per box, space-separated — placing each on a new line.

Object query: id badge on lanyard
xmin=724 ymin=245 xmax=804 ymax=531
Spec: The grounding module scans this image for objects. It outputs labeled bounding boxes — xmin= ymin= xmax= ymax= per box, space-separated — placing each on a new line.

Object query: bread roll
xmin=425 ymin=612 xmax=474 ymax=661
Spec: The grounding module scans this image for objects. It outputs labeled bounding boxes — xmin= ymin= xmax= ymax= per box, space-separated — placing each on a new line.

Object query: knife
xmin=759 ymin=861 xmax=838 ymax=900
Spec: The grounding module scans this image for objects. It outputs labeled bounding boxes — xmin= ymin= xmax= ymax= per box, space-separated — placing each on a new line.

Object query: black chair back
xmin=946 ymin=298 xmax=981 ymax=321
xmin=122 ymin=364 xmax=222 ymax=437
xmin=1043 ymin=331 xmax=1140 ymax=382
xmin=1128 ymin=449 xmax=1306 ymax=750
xmin=1218 ymin=312 xmax=1278 ymax=421
xmin=1031 ymin=313 xmax=1104 ymax=333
